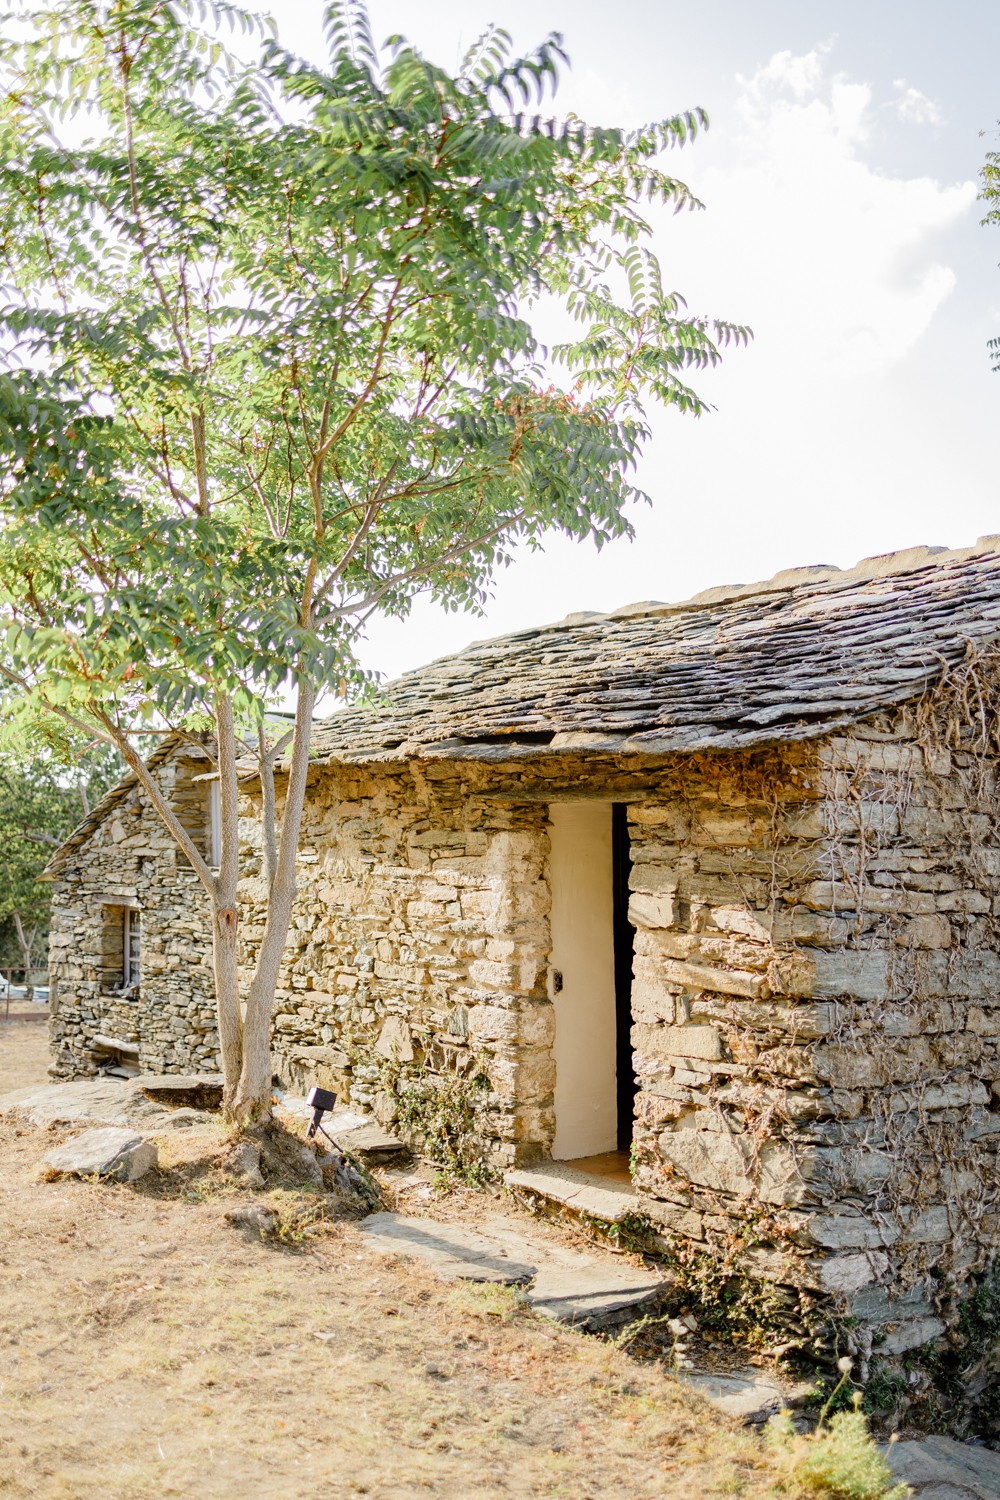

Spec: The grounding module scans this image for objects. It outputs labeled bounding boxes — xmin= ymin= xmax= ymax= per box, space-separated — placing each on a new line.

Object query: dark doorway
xmin=612 ymin=803 xmax=636 ymax=1152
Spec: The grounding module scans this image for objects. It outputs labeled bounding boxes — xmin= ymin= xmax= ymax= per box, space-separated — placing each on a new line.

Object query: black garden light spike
xmin=306 ymin=1085 xmax=338 ymax=1140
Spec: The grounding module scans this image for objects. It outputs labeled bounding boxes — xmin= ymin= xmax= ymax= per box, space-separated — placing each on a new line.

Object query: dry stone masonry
xmin=47 ymin=744 xmax=218 ymax=1079
xmin=44 ymin=539 xmax=1000 ymax=1379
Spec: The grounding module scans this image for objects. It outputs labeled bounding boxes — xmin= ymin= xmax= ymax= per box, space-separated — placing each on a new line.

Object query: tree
xmin=0 ymin=0 xmax=749 ymax=1122
xmin=983 ymin=128 xmax=1000 ymax=373
xmin=0 ymin=739 xmax=117 ymax=995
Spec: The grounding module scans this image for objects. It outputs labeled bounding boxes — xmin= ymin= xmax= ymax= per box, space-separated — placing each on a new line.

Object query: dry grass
xmin=0 ymin=1017 xmax=51 ymax=1094
xmin=0 ymin=1029 xmax=878 ymax=1499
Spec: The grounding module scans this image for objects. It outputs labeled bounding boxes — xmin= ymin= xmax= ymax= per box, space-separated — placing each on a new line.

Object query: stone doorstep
xmin=505 ymin=1162 xmax=640 ymax=1225
xmin=358 ymin=1211 xmax=666 ymax=1333
xmin=886 ymin=1435 xmax=1000 ymax=1500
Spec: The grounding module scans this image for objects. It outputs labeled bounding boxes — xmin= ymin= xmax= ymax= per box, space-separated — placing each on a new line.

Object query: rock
xmin=374 ymin=1016 xmax=414 ymax=1063
xmin=137 ymin=1074 xmax=224 ymax=1109
xmin=44 ymin=1126 xmax=157 ymax=1182
xmin=225 ymin=1203 xmax=278 ymax=1236
xmin=681 ymin=1368 xmax=786 ymax=1424
xmin=885 ymin=1434 xmax=1000 ymax=1499
xmin=329 ymin=1117 xmax=408 ymax=1166
xmin=226 ymin=1140 xmax=265 ymax=1189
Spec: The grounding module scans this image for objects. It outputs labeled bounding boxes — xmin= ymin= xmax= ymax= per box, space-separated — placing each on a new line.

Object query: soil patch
xmin=0 ymin=1106 xmax=812 ymax=1500
xmin=0 ymin=1019 xmax=52 ymax=1095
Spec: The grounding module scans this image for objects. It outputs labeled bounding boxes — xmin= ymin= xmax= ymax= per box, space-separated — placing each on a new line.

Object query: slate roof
xmin=311 ymin=538 xmax=1000 ymax=765
xmin=44 ymin=537 xmax=1000 ymax=877
xmin=42 ymin=734 xmax=209 ymax=879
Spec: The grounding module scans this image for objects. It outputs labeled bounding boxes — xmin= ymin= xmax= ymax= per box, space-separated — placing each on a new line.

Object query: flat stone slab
xmin=506 ymin=1163 xmax=640 ymax=1224
xmin=90 ymin=1034 xmax=140 ymax=1057
xmin=886 ymin=1435 xmax=1000 ymax=1499
xmin=136 ymin=1074 xmax=224 ymax=1110
xmin=0 ymin=1079 xmax=216 ymax=1132
xmin=45 ymin=1126 xmax=157 ymax=1182
xmin=359 ymin=1211 xmax=666 ymax=1331
xmin=328 ymin=1113 xmax=408 ymax=1165
xmin=360 ymin=1213 xmax=536 ymax=1284
xmin=681 ymin=1370 xmax=786 ymax=1422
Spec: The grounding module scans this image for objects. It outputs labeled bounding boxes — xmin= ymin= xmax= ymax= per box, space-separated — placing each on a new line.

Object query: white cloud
xmin=892 ymin=79 xmax=944 ymax=126
xmin=683 ymin=49 xmax=976 ymax=376
xmin=353 ymin=44 xmax=989 ymax=679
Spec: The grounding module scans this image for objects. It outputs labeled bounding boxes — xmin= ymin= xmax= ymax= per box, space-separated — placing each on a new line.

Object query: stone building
xmin=45 ymin=540 xmax=1000 ymax=1363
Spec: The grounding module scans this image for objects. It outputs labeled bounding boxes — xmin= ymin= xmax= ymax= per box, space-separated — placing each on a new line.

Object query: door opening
xmin=549 ymin=801 xmax=635 ymax=1166
xmin=612 ymin=804 xmax=636 ymax=1153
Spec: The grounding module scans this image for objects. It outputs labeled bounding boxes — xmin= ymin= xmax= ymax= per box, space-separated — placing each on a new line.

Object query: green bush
xmin=766 ymin=1407 xmax=909 ymax=1499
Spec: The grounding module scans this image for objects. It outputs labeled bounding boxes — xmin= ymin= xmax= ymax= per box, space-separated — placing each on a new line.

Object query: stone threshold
xmin=505 ymin=1159 xmax=640 ymax=1225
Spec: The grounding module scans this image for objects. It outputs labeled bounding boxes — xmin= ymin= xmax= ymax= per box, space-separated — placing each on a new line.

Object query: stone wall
xmin=235 ymin=759 xmax=554 ymax=1167
xmin=48 ymin=714 xmax=1000 ymax=1364
xmin=47 ymin=751 xmax=218 ymax=1077
xmin=625 ymin=717 xmax=1000 ymax=1367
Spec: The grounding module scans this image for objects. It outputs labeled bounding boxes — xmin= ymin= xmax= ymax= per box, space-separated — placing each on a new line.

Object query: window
xmin=123 ymin=908 xmax=141 ymax=990
xmin=209 ymin=780 xmax=221 ymax=868
xmin=101 ymin=904 xmax=141 ymax=996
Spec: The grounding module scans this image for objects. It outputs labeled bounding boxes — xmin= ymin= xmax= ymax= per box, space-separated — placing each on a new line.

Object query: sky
xmin=251 ymin=0 xmax=999 ymax=684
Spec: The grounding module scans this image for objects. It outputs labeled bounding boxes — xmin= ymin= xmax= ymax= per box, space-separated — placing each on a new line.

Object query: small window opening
xmin=123 ymin=907 xmax=141 ymax=991
xmin=101 ymin=903 xmax=141 ymax=996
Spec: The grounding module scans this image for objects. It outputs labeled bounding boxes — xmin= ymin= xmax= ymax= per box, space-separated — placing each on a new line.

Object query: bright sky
xmin=256 ymin=0 xmax=999 ymax=683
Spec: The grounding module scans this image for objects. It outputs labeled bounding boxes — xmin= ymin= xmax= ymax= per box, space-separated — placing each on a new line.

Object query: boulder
xmin=45 ymin=1126 xmax=157 ymax=1182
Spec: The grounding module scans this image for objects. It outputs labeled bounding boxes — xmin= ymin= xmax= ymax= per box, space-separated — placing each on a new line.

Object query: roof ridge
xmin=595 ymin=536 xmax=1000 ymax=627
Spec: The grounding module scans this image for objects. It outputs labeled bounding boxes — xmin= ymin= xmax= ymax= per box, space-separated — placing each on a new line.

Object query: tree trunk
xmin=214 ymin=694 xmax=243 ymax=1113
xmin=231 ymin=677 xmax=317 ymax=1123
xmin=12 ymin=913 xmax=34 ymax=1002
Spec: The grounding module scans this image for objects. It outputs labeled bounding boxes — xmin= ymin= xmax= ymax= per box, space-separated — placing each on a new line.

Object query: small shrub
xmin=393 ymin=1066 xmax=497 ymax=1187
xmin=450 ymin=1281 xmax=527 ymax=1323
xmin=766 ymin=1404 xmax=909 ymax=1499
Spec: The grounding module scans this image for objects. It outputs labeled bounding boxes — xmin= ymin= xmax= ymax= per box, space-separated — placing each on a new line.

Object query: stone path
xmin=359 ymin=1210 xmax=666 ymax=1332
xmin=679 ymin=1369 xmax=787 ymax=1423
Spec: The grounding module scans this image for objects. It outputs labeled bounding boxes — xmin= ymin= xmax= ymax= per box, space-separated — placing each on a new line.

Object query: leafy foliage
xmin=0 ymin=0 xmax=747 ymax=1110
xmin=766 ymin=1404 xmax=908 ymax=1499
xmin=982 ymin=127 xmax=1000 ymax=374
xmin=392 ymin=1066 xmax=497 ymax=1187
xmin=0 ymin=737 xmax=117 ymax=970
xmin=0 ymin=0 xmax=747 ymax=730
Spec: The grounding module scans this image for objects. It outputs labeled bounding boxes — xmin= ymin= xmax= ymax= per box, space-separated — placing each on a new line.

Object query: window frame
xmin=122 ymin=906 xmax=141 ymax=992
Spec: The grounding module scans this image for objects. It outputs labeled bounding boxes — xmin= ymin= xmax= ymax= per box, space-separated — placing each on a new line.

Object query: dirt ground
xmin=0 ymin=1023 xmax=810 ymax=1499
xmin=0 ymin=1014 xmax=52 ymax=1092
